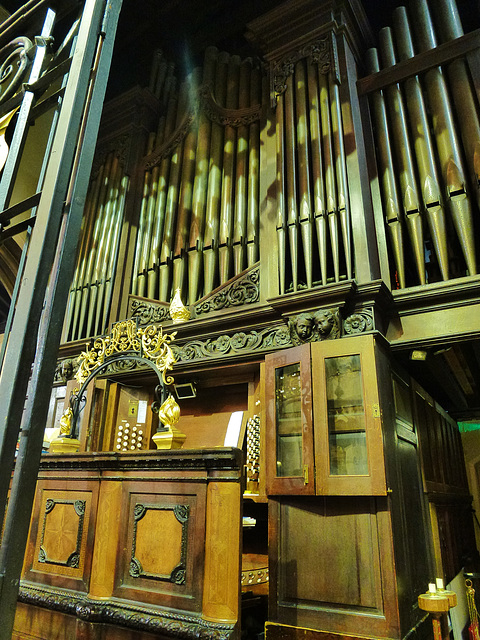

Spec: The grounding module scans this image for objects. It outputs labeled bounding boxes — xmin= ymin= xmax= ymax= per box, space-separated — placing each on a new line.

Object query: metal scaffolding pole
xmin=0 ymin=0 xmax=122 ymax=635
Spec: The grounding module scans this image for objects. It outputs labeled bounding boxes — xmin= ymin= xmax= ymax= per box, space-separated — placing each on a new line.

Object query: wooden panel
xmin=269 ymin=497 xmax=399 ymax=639
xmin=23 ymin=482 xmax=98 ymax=592
xmin=175 ymin=384 xmax=248 ymax=449
xmin=203 ymin=480 xmax=242 ymax=622
xmin=13 ymin=603 xmax=77 ymax=640
xmin=89 ymin=480 xmax=122 ymax=598
xmin=113 ymin=481 xmax=206 ymax=611
xmin=277 ymin=498 xmax=380 ymax=608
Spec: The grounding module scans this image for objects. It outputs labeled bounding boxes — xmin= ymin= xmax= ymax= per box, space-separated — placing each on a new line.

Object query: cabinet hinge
xmin=372 ymin=403 xmax=381 ymax=418
xmin=303 ymin=465 xmax=309 ymax=484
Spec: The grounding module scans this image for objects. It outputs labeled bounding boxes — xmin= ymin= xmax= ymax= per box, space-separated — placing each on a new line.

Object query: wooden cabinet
xmin=265 ymin=334 xmax=387 ymax=496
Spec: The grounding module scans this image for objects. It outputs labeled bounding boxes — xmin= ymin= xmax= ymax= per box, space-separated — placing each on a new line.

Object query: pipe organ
xmin=5 ymin=1 xmax=480 ymax=640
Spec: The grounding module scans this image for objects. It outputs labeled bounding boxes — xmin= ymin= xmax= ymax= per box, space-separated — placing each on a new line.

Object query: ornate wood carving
xmin=343 ymin=309 xmax=374 ymax=335
xmin=173 ymin=324 xmax=292 ymax=363
xmin=199 ymin=84 xmax=262 ymax=127
xmin=130 ymin=503 xmax=189 ymax=584
xmin=194 ymin=264 xmax=260 ymax=316
xmin=18 ymin=583 xmax=235 ymax=640
xmin=37 ymin=499 xmax=86 ymax=568
xmin=271 ymin=35 xmax=336 ymax=106
xmin=288 ymin=308 xmax=340 ymax=345
xmin=128 ymin=296 xmax=172 ymax=325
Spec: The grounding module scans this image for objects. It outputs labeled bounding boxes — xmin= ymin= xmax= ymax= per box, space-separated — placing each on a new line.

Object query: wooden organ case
xmin=8 ymin=0 xmax=480 ymax=639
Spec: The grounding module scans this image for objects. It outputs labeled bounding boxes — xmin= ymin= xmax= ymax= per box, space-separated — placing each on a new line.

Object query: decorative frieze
xmin=129 ymin=296 xmax=171 ymax=325
xmin=18 ymin=583 xmax=235 ymax=640
xmin=173 ymin=324 xmax=292 ymax=363
xmin=194 ymin=264 xmax=260 ymax=316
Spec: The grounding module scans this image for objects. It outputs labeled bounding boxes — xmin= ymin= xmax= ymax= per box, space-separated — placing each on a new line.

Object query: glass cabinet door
xmin=265 ymin=344 xmax=314 ymax=495
xmin=312 ymin=334 xmax=387 ymax=495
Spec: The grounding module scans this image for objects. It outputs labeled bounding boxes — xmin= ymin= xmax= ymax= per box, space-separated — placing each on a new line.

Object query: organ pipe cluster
xmin=131 ymin=46 xmax=262 ymax=306
xmin=64 ymin=151 xmax=129 ymax=342
xmin=276 ymin=54 xmax=352 ymax=294
xmin=367 ymin=0 xmax=479 ymax=288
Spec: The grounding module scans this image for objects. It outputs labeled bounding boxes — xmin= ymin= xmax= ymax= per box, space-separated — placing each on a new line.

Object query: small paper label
xmin=137 ymin=400 xmax=148 ymax=423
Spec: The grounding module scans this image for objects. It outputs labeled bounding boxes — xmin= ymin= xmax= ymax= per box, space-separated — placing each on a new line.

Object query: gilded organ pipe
xmin=149 ymin=96 xmax=177 ymax=300
xmin=64 ymin=164 xmax=101 ymax=340
xmin=330 ymin=74 xmax=352 ymax=281
xmin=91 ymin=155 xmax=123 ymax=336
xmin=133 ymin=131 xmax=158 ymax=297
xmin=188 ymin=46 xmax=216 ymax=304
xmin=285 ymin=73 xmax=299 ymax=292
xmin=102 ymin=174 xmax=130 ymax=330
xmin=77 ymin=151 xmax=115 ymax=337
xmin=172 ymin=69 xmax=200 ymax=295
xmin=275 ymin=90 xmax=287 ymax=295
xmin=319 ymin=71 xmax=339 ymax=283
xmin=435 ymin=0 xmax=480 ymax=219
xmin=246 ymin=65 xmax=261 ymax=267
xmin=203 ymin=52 xmax=228 ymax=293
xmin=366 ymin=48 xmax=406 ymax=288
xmin=159 ymin=92 xmax=184 ymax=301
xmin=233 ymin=58 xmax=250 ymax=276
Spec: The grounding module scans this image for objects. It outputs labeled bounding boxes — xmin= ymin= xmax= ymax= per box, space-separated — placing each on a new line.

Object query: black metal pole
xmin=0 ymin=0 xmax=122 ymax=635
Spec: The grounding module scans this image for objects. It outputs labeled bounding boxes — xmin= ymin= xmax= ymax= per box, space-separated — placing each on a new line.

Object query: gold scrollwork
xmin=76 ymin=319 xmax=177 ymax=386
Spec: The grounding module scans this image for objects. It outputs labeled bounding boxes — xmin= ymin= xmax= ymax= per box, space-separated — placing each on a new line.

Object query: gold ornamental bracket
xmin=54 ymin=319 xmax=181 ymax=448
xmin=75 ymin=318 xmax=177 ymax=386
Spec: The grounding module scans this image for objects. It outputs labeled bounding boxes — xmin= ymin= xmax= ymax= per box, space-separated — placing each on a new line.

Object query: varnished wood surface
xmin=16 ymin=449 xmax=243 ymax=640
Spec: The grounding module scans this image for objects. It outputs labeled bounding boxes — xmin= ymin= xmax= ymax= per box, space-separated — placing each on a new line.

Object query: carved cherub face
xmin=295 ymin=314 xmax=314 ymax=339
xmin=316 ymin=311 xmax=334 ymax=336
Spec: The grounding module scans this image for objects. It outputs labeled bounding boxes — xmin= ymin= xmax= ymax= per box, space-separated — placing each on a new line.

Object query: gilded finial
xmin=152 ymin=394 xmax=186 ymax=450
xmin=170 ymin=288 xmax=190 ymax=324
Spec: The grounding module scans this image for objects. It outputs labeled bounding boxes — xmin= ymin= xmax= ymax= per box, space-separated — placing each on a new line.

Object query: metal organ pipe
xmin=366 ymin=48 xmax=406 ymax=288
xmin=409 ymin=0 xmax=476 ymax=276
xmin=378 ymin=27 xmax=426 ymax=285
xmin=393 ymin=6 xmax=450 ymax=281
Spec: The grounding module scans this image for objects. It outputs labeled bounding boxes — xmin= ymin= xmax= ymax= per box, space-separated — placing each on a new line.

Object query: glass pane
xmin=275 ymin=363 xmax=303 ymax=477
xmin=325 ymin=355 xmax=368 ymax=475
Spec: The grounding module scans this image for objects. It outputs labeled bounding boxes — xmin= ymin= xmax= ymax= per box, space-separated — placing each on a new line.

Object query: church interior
xmin=0 ymin=0 xmax=480 ymax=639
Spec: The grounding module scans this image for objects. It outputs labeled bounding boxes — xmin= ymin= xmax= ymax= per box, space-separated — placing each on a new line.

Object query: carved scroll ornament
xmin=271 ymin=36 xmax=333 ymax=106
